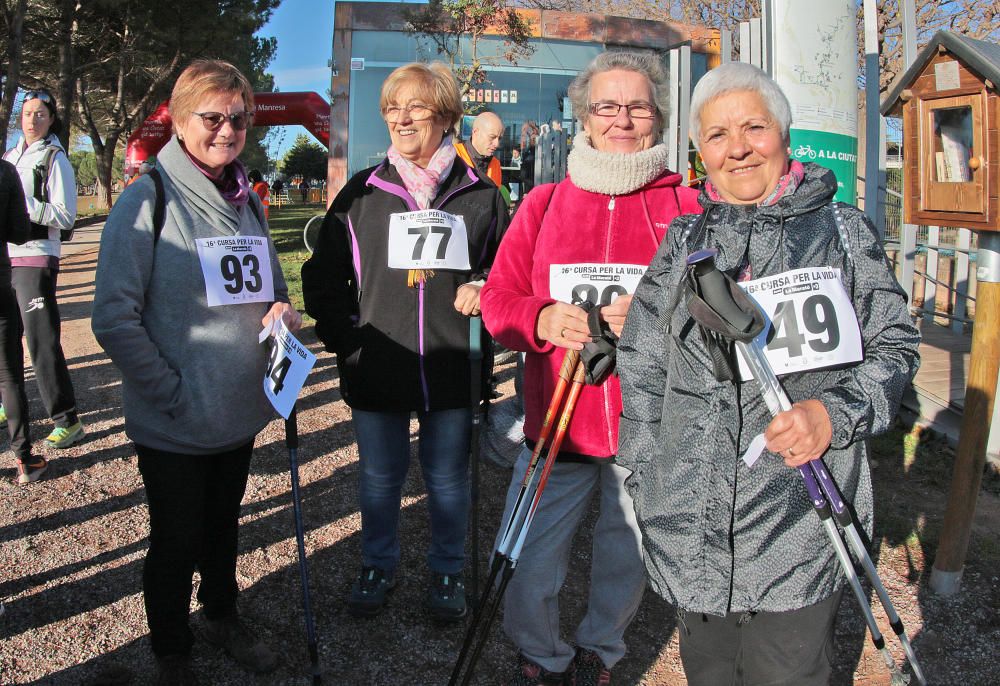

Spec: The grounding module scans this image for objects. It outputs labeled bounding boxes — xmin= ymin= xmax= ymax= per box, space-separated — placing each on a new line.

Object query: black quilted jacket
xmin=617 ymin=163 xmax=920 ymax=615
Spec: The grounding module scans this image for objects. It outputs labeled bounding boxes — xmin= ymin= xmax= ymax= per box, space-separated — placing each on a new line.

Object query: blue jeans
xmin=353 ymin=407 xmax=472 ymax=575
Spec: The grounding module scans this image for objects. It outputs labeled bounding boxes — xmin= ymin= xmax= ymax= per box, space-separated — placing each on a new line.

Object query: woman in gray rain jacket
xmin=617 ymin=63 xmax=920 ymax=685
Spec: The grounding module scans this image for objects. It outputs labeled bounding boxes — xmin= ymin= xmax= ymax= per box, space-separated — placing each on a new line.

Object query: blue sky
xmin=259 ymin=0 xmax=337 ymax=157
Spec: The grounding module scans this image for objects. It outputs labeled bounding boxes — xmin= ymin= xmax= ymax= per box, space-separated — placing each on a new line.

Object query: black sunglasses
xmin=25 ymin=90 xmax=55 ymax=105
xmin=190 ymin=110 xmax=254 ymax=132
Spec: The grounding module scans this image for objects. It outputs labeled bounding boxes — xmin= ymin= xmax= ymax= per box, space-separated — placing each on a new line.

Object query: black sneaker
xmin=347 ymin=566 xmax=396 ymax=617
xmin=568 ymin=648 xmax=611 ymax=686
xmin=504 ymin=654 xmax=566 ymax=686
xmin=16 ymin=456 xmax=47 ymax=484
xmin=426 ymin=572 xmax=467 ymax=621
xmin=154 ymin=655 xmax=199 ymax=686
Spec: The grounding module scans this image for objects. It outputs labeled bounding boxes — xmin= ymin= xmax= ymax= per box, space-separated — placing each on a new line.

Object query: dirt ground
xmin=0 ymin=221 xmax=998 ymax=685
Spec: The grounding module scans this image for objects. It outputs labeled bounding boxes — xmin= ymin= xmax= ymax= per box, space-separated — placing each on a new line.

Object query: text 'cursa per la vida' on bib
xmin=549 ymin=263 xmax=647 ymax=306
xmin=195 ymin=236 xmax=275 ymax=307
xmin=387 ymin=210 xmax=471 ymax=270
xmin=735 ymin=266 xmax=862 ymax=379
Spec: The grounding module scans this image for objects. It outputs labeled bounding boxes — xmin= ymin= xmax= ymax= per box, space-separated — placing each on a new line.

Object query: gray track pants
xmin=497 ymin=447 xmax=647 ymax=673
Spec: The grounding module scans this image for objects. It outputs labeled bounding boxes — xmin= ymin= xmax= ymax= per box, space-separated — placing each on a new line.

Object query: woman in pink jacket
xmin=480 ymin=51 xmax=701 ymax=685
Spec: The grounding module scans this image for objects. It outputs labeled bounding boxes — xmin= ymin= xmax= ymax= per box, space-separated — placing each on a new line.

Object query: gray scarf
xmin=157 ymin=136 xmax=245 ymax=234
xmin=566 ymin=131 xmax=670 ymax=195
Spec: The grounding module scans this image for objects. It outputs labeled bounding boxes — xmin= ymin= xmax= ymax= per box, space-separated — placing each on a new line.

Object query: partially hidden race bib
xmin=549 ymin=263 xmax=646 ymax=306
xmin=387 ymin=209 xmax=471 ymax=270
xmin=195 ymin=236 xmax=274 ymax=307
xmin=735 ymin=266 xmax=862 ymax=378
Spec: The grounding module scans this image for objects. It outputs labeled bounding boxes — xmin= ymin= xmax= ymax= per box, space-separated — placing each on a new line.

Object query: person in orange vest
xmin=454 ymin=111 xmax=503 ymax=187
xmin=248 ymin=169 xmax=270 ymax=219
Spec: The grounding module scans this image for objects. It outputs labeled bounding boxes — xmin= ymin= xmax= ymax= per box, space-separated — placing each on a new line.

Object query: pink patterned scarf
xmin=706 ymin=159 xmax=805 ymax=207
xmin=387 ymin=135 xmax=457 ymax=210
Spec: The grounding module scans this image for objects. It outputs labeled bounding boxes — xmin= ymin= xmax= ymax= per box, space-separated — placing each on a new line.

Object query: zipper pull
xmin=608 ymin=196 xmax=615 ymax=210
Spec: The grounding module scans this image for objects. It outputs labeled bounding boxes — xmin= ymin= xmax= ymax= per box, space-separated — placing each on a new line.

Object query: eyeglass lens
xmin=383 ymin=104 xmax=435 ymax=122
xmin=194 ymin=111 xmax=252 ymax=131
xmin=591 ymin=103 xmax=656 ymax=119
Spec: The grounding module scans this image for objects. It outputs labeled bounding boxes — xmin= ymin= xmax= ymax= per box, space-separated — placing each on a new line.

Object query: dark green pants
xmin=678 ymin=589 xmax=844 ymax=686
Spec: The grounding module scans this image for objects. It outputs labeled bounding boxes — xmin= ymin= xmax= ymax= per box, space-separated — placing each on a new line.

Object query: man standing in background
xmin=455 ymin=111 xmax=504 ymax=187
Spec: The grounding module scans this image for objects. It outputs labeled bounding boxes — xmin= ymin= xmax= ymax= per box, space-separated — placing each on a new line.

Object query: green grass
xmin=268 ymin=203 xmax=326 ymax=316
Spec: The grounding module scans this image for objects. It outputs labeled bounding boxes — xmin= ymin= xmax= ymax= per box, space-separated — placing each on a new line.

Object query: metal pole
xmin=678 ymin=44 xmax=691 ymax=181
xmin=931 ymin=232 xmax=1000 ymax=595
xmin=862 ymin=0 xmax=885 ymax=237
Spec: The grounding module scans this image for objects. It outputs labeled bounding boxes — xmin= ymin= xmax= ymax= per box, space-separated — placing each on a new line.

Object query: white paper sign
xmin=549 ymin=263 xmax=646 ymax=306
xmin=195 ymin=236 xmax=274 ymax=307
xmin=262 ymin=320 xmax=316 ymax=419
xmin=741 ymin=433 xmax=767 ymax=468
xmin=736 ymin=266 xmax=862 ymax=378
xmin=387 ymin=210 xmax=471 ymax=270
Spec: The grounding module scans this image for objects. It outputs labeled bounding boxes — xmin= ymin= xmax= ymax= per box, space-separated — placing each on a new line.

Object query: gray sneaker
xmin=201 ymin=615 xmax=278 ymax=673
xmin=347 ymin=566 xmax=396 ymax=617
xmin=427 ymin=572 xmax=467 ymax=621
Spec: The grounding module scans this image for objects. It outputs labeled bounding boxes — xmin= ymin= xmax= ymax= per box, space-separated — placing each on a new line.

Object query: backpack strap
xmin=150 ymin=168 xmax=166 ymax=245
xmin=246 ymin=193 xmax=263 ymax=227
xmin=32 ymin=145 xmax=59 ymax=203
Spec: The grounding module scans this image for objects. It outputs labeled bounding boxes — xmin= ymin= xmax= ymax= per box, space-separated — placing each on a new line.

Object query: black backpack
xmin=30 ymin=144 xmax=75 ymax=242
xmin=148 ymin=168 xmax=262 ymax=244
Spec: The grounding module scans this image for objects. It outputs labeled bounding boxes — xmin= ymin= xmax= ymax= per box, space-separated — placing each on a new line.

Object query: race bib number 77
xmin=736 ymin=266 xmax=862 ymax=378
xmin=387 ymin=210 xmax=471 ymax=270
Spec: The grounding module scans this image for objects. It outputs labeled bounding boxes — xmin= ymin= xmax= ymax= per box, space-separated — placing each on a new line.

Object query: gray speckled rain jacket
xmin=616 ymin=163 xmax=920 ymax=616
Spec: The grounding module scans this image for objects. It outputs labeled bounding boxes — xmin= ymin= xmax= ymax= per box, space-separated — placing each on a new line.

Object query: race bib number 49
xmin=387 ymin=210 xmax=471 ymax=270
xmin=195 ymin=236 xmax=274 ymax=307
xmin=736 ymin=266 xmax=862 ymax=378
xmin=549 ymin=263 xmax=646 ymax=306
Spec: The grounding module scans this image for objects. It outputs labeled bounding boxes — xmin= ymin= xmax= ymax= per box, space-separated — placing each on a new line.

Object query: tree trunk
xmin=0 ymin=0 xmax=28 ymax=150
xmin=94 ymin=142 xmax=113 ymax=210
xmin=54 ymin=0 xmax=77 ymax=149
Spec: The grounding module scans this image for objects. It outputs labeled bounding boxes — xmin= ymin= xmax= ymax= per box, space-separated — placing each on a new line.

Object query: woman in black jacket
xmin=302 ymin=62 xmax=507 ymax=622
xmin=0 ymin=159 xmax=38 ymax=483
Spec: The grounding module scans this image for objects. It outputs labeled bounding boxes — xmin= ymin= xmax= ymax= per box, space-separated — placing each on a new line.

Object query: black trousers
xmin=0 ymin=281 xmax=31 ymax=460
xmin=136 ymin=441 xmax=254 ymax=657
xmin=11 ymin=266 xmax=78 ymax=427
xmin=678 ymin=589 xmax=844 ymax=686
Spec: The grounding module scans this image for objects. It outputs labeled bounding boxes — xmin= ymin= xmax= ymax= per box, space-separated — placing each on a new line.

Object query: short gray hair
xmin=568 ymin=51 xmax=669 ymax=139
xmin=689 ymin=62 xmax=792 ymax=151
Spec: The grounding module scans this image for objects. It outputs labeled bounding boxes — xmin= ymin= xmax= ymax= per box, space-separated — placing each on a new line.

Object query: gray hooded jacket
xmin=92 ymin=137 xmax=288 ymax=454
xmin=617 ymin=163 xmax=919 ymax=615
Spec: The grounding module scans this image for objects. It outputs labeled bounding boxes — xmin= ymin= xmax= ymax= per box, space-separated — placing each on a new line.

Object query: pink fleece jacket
xmin=481 ymin=171 xmax=702 ymax=459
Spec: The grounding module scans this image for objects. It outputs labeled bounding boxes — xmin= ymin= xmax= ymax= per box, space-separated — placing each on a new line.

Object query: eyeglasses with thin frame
xmin=190 ymin=111 xmax=254 ymax=132
xmin=383 ymin=103 xmax=437 ymax=123
xmin=589 ymin=102 xmax=657 ymax=120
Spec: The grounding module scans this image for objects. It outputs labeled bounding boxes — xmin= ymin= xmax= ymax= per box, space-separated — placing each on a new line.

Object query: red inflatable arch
xmin=125 ymin=91 xmax=330 ymax=175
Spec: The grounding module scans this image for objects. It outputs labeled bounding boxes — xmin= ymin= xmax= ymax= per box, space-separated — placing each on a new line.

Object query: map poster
xmin=770 ymin=0 xmax=858 ymax=203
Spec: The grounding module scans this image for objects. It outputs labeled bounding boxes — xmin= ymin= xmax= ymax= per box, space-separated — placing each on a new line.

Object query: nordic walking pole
xmin=468 ymin=316 xmax=484 ymax=608
xmin=690 ymin=252 xmax=925 ymax=686
xmin=451 ymin=352 xmax=586 ymax=686
xmin=286 ymin=405 xmax=322 ymax=685
xmin=450 ymin=349 xmax=582 ymax=685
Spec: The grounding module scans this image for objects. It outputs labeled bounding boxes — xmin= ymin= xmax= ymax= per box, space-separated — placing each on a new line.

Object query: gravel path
xmin=0 ymin=221 xmax=997 ymax=685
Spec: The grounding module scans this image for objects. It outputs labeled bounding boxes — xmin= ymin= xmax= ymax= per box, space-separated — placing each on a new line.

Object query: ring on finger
xmin=560 ymin=327 xmax=567 ymax=338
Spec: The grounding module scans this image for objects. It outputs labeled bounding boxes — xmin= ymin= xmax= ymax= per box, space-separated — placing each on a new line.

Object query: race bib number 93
xmin=195 ymin=236 xmax=274 ymax=307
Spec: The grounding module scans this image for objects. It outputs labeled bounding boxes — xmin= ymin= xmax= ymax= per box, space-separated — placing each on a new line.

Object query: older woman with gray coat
xmin=617 ymin=63 xmax=919 ymax=685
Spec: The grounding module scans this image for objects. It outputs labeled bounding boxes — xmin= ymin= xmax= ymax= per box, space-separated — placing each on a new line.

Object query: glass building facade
xmin=330 ymin=3 xmax=717 ymax=191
